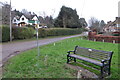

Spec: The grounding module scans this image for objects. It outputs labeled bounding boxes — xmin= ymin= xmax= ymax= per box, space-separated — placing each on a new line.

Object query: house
xmin=103 ymin=17 xmax=120 ymax=32
xmin=19 ymin=15 xmax=29 ymax=26
xmin=103 ymin=21 xmax=114 ymax=32
xmin=12 ymin=15 xmax=40 ymax=27
xmin=113 ymin=17 xmax=120 ymax=27
xmin=12 ymin=16 xmax=19 ymax=26
xmin=28 ymin=15 xmax=40 ymax=25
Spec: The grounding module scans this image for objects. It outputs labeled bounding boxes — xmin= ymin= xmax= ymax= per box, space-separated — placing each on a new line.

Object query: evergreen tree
xmin=79 ymin=18 xmax=88 ymax=28
xmin=54 ymin=6 xmax=81 ymax=28
xmin=99 ymin=20 xmax=106 ymax=32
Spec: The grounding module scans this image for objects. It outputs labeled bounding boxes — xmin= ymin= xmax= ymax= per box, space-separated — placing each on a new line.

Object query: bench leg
xmin=74 ymin=58 xmax=76 ymax=62
xmin=67 ymin=55 xmax=69 ymax=63
xmin=108 ymin=65 xmax=111 ymax=75
xmin=100 ymin=67 xmax=104 ymax=79
xmin=104 ymin=65 xmax=111 ymax=76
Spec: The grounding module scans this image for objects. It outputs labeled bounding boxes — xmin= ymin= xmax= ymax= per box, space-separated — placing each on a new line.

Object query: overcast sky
xmin=1 ymin=0 xmax=120 ymax=23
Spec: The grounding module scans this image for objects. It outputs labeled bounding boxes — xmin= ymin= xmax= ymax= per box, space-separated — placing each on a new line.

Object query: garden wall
xmin=88 ymin=31 xmax=120 ymax=43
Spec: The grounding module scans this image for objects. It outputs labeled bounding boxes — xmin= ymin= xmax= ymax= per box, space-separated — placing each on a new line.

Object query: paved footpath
xmin=0 ymin=32 xmax=88 ymax=66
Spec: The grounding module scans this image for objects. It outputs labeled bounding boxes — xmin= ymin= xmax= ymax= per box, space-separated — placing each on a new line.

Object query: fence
xmin=88 ymin=31 xmax=120 ymax=43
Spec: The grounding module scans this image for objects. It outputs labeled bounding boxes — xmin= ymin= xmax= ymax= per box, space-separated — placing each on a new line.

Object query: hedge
xmin=1 ymin=25 xmax=10 ymax=42
xmin=38 ymin=28 xmax=84 ymax=38
xmin=112 ymin=32 xmax=120 ymax=36
xmin=38 ymin=28 xmax=47 ymax=38
xmin=1 ymin=26 xmax=85 ymax=42
xmin=12 ymin=27 xmax=35 ymax=40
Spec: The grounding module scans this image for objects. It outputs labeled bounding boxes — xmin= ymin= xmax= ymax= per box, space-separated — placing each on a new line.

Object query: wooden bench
xmin=67 ymin=46 xmax=113 ymax=78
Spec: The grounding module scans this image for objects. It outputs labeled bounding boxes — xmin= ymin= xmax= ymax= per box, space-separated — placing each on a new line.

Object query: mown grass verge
xmin=3 ymin=37 xmax=119 ymax=78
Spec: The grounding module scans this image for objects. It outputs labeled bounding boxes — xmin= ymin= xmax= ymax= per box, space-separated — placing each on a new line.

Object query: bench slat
xmin=75 ymin=47 xmax=110 ymax=61
xmin=69 ymin=54 xmax=103 ymax=66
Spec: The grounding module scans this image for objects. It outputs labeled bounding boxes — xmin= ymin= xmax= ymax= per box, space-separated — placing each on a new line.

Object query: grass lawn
xmin=3 ymin=37 xmax=119 ymax=78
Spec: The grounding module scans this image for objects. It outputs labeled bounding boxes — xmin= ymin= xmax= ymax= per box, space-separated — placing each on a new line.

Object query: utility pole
xmin=10 ymin=0 xmax=12 ymax=42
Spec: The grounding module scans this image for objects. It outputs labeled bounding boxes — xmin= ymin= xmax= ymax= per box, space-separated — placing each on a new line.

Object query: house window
xmin=14 ymin=20 xmax=16 ymax=22
xmin=22 ymin=18 xmax=24 ymax=20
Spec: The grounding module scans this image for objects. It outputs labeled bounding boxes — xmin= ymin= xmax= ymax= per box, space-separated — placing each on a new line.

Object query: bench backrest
xmin=74 ymin=46 xmax=113 ymax=61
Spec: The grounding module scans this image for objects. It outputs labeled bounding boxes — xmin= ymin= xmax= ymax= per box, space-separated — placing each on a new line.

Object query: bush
xmin=81 ymin=36 xmax=88 ymax=39
xmin=38 ymin=28 xmax=47 ymax=38
xmin=112 ymin=32 xmax=120 ymax=36
xmin=1 ymin=25 xmax=10 ymax=42
xmin=12 ymin=27 xmax=35 ymax=39
xmin=98 ymin=32 xmax=104 ymax=34
xmin=38 ymin=28 xmax=84 ymax=37
xmin=112 ymin=34 xmax=120 ymax=36
xmin=26 ymin=24 xmax=35 ymax=29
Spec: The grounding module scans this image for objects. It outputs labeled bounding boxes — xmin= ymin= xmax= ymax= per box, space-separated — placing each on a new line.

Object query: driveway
xmin=1 ymin=32 xmax=88 ymax=66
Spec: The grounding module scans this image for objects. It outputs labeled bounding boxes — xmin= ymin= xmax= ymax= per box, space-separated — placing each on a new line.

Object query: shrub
xmin=98 ymin=32 xmax=104 ymax=34
xmin=26 ymin=24 xmax=35 ymax=29
xmin=81 ymin=36 xmax=88 ymax=39
xmin=112 ymin=32 xmax=120 ymax=36
xmin=112 ymin=34 xmax=120 ymax=36
xmin=1 ymin=25 xmax=10 ymax=42
xmin=12 ymin=27 xmax=35 ymax=39
xmin=38 ymin=28 xmax=47 ymax=38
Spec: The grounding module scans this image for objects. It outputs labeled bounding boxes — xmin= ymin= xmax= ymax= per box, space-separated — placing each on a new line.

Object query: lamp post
xmin=10 ymin=0 xmax=12 ymax=42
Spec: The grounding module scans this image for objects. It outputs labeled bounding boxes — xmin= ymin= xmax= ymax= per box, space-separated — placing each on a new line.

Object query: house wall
xmin=32 ymin=16 xmax=39 ymax=24
xmin=117 ymin=24 xmax=120 ymax=27
xmin=32 ymin=16 xmax=38 ymax=21
xmin=19 ymin=15 xmax=28 ymax=24
xmin=12 ymin=17 xmax=19 ymax=25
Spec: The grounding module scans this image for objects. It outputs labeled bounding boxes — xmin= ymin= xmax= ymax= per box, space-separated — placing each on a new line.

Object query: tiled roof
xmin=104 ymin=17 xmax=120 ymax=28
xmin=113 ymin=17 xmax=120 ymax=24
xmin=13 ymin=14 xmax=39 ymax=21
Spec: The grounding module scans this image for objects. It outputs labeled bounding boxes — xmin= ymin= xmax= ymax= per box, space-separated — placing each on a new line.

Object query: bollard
xmin=113 ymin=40 xmax=115 ymax=44
xmin=77 ymin=70 xmax=82 ymax=79
xmin=102 ymin=39 xmax=104 ymax=42
xmin=54 ymin=43 xmax=56 ymax=46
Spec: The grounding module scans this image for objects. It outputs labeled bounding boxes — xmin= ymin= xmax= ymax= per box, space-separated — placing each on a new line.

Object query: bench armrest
xmin=67 ymin=51 xmax=74 ymax=55
xmin=101 ymin=58 xmax=110 ymax=63
xmin=101 ymin=60 xmax=107 ymax=63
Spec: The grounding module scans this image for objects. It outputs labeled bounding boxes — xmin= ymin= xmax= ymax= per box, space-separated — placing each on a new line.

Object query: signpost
xmin=35 ymin=24 xmax=40 ymax=67
xmin=36 ymin=24 xmax=40 ymax=57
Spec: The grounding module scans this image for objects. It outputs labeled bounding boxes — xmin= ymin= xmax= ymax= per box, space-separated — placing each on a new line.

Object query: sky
xmin=1 ymin=0 xmax=120 ymax=23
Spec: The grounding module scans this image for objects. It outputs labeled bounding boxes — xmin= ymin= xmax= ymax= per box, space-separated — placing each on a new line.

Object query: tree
xmin=42 ymin=16 xmax=54 ymax=28
xmin=1 ymin=2 xmax=10 ymax=25
xmin=47 ymin=16 xmax=54 ymax=27
xmin=21 ymin=9 xmax=32 ymax=19
xmin=13 ymin=9 xmax=23 ymax=17
xmin=99 ymin=20 xmax=106 ymax=31
xmin=54 ymin=6 xmax=81 ymax=28
xmin=89 ymin=17 xmax=100 ymax=31
xmin=79 ymin=18 xmax=88 ymax=28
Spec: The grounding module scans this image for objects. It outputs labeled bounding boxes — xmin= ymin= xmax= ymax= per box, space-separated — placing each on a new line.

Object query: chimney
xmin=107 ymin=21 xmax=111 ymax=24
xmin=116 ymin=17 xmax=118 ymax=20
